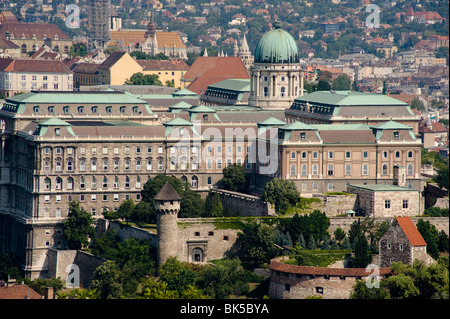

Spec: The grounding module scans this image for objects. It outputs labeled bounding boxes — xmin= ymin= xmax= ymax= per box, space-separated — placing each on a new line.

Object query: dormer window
xmin=10 ymin=33 xmax=14 ymax=39
xmin=33 ymin=106 xmax=40 ymax=114
xmin=48 ymin=106 xmax=55 ymax=115
xmin=32 ymin=33 xmax=36 ymax=40
xmin=393 ymin=131 xmax=399 ymax=140
xmin=54 ymin=34 xmax=58 ymax=40
xmin=55 ymin=128 xmax=61 ymax=136
xmin=21 ymin=33 xmax=25 ymax=39
xmin=203 ymin=114 xmax=208 ymax=121
xmin=300 ymin=132 xmax=306 ymax=140
xmin=43 ymin=34 xmax=47 ymax=40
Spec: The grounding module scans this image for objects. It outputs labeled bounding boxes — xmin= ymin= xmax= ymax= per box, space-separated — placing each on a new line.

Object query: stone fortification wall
xmin=211 ymin=189 xmax=275 ymax=216
xmin=310 ymin=194 xmax=357 ymax=216
xmin=47 ymin=249 xmax=105 ymax=289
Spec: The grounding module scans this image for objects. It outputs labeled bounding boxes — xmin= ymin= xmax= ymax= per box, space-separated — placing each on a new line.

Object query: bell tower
xmin=154 ymin=181 xmax=181 ymax=266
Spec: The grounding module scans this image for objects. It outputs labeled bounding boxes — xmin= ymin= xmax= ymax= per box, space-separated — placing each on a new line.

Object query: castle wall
xmin=176 ymin=219 xmax=239 ymax=263
xmin=211 ymin=189 xmax=275 ymax=216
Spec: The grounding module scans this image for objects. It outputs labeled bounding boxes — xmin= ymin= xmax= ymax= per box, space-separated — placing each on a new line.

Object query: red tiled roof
xmin=0 ymin=23 xmax=71 ymax=40
xmin=0 ymin=285 xmax=42 ymax=299
xmin=396 ymin=217 xmax=427 ymax=247
xmin=0 ymin=58 xmax=72 ymax=73
xmin=183 ymin=57 xmax=249 ymax=94
xmin=137 ymin=59 xmax=189 ymax=71
xmin=269 ymin=261 xmax=391 ymax=277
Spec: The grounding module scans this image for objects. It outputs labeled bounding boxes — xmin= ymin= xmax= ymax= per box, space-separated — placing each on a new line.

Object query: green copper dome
xmin=254 ymin=21 xmax=299 ymax=64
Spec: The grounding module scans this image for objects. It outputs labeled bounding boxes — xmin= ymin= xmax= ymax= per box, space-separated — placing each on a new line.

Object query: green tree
xmin=141 ymin=175 xmax=204 ymax=218
xmin=416 ymin=219 xmax=440 ymax=259
xmin=210 ymin=193 xmax=223 ymax=217
xmin=297 ymin=233 xmax=306 ymax=250
xmin=352 ymin=234 xmax=371 ymax=268
xmin=63 ymin=201 xmax=96 ymax=250
xmin=342 ymin=237 xmax=351 ymax=250
xmin=220 ymin=163 xmax=248 ymax=192
xmin=332 ymin=74 xmax=351 ymax=90
xmin=90 ymin=261 xmax=123 ymax=299
xmin=262 ymin=178 xmax=300 ymax=214
xmin=131 ymin=201 xmax=153 ymax=225
xmin=237 ymin=221 xmax=276 ymax=268
xmin=317 ymin=79 xmax=331 ymax=91
xmin=69 ymin=42 xmax=88 ymax=57
xmin=435 ymin=161 xmax=449 ymax=190
xmin=334 ymin=227 xmax=346 ymax=244
xmin=410 ymin=98 xmax=425 ymax=111
xmin=125 ymin=72 xmax=163 ymax=86
xmin=159 ymin=257 xmax=197 ymax=294
xmin=307 ymin=235 xmax=317 ymax=250
xmin=117 ymin=199 xmax=135 ymax=224
xmin=196 ymin=258 xmax=255 ymax=298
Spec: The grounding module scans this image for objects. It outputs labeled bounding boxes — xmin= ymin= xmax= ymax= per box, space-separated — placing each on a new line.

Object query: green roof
xmin=257 ymin=116 xmax=286 ymax=126
xmin=188 ymin=105 xmax=216 ymax=113
xmin=280 ymin=121 xmax=318 ymax=131
xmin=172 ymin=88 xmax=198 ymax=97
xmin=294 ymin=91 xmax=408 ymax=106
xmin=254 ymin=20 xmax=299 ymax=64
xmin=169 ymin=101 xmax=193 ymax=109
xmin=208 ymin=78 xmax=250 ymax=92
xmin=348 ymin=184 xmax=418 ymax=192
xmin=163 ymin=117 xmax=193 ymax=126
xmin=39 ymin=118 xmax=71 ymax=126
xmin=370 ymin=120 xmax=413 ymax=130
xmin=6 ymin=91 xmax=149 ymax=105
xmin=310 ymin=124 xmax=370 ymax=131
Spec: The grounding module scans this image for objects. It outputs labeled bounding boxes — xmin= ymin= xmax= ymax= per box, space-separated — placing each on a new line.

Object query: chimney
xmin=44 ymin=287 xmax=54 ymax=299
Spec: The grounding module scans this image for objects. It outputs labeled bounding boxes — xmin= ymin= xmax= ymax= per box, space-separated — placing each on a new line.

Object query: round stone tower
xmin=154 ymin=181 xmax=182 ymax=266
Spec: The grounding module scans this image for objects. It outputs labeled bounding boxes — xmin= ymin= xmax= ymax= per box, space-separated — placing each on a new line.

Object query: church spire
xmin=203 ymin=47 xmax=208 ymax=57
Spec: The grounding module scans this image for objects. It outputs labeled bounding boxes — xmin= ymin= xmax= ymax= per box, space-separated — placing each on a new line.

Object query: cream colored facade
xmin=141 ymin=68 xmax=187 ymax=89
xmin=97 ymin=52 xmax=142 ymax=86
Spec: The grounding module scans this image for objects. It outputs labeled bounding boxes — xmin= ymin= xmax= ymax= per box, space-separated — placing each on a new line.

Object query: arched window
xmin=55 ymin=158 xmax=62 ymax=171
xmin=21 ymin=44 xmax=27 ymax=53
xmin=312 ymin=164 xmax=318 ymax=176
xmin=114 ymin=176 xmax=119 ymax=188
xmin=263 ymin=87 xmax=268 ymax=97
xmin=191 ymin=176 xmax=198 ymax=188
xmin=136 ymin=176 xmax=141 ymax=188
xmin=44 ymin=177 xmax=51 ymax=190
xmin=103 ymin=176 xmax=108 ymax=188
xmin=103 ymin=159 xmax=108 ymax=171
xmin=407 ymin=164 xmax=413 ymax=176
xmin=44 ymin=160 xmax=51 ymax=172
xmin=147 ymin=159 xmax=152 ymax=170
xmin=55 ymin=177 xmax=62 ymax=190
xmin=192 ymin=247 xmax=203 ymax=262
xmin=280 ymin=86 xmax=286 ymax=97
xmin=301 ymin=164 xmax=307 ymax=176
xmin=80 ymin=160 xmax=86 ymax=171
xmin=125 ymin=176 xmax=130 ymax=188
xmin=67 ymin=160 xmax=73 ymax=171
xmin=382 ymin=164 xmax=388 ymax=175
xmin=92 ymin=176 xmax=97 ymax=189
xmin=290 ymin=164 xmax=296 ymax=176
xmin=207 ymin=176 xmax=212 ymax=185
xmin=80 ymin=177 xmax=85 ymax=189
xmin=67 ymin=177 xmax=74 ymax=190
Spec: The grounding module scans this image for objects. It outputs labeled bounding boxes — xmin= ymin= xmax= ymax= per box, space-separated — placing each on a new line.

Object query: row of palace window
xmin=43 ymin=175 xmax=205 ymax=192
xmin=44 ymin=176 xmax=142 ymax=191
xmin=289 ymin=150 xmax=415 ymax=160
xmin=34 ymin=105 xmax=141 ymax=115
xmin=44 ymin=158 xmax=166 ymax=172
xmin=289 ymin=163 xmax=414 ymax=177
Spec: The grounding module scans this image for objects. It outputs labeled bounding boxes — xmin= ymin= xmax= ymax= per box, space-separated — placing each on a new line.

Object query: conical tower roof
xmin=154 ymin=181 xmax=182 ymax=201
